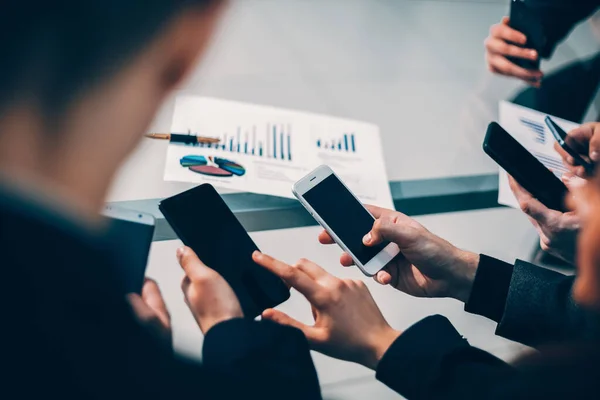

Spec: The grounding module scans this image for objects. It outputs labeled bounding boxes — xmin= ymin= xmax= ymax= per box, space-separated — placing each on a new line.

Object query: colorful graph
xmin=180 ymin=155 xmax=246 ymax=178
xmin=316 ymin=133 xmax=356 ymax=153
xmin=192 ymin=123 xmax=293 ymax=162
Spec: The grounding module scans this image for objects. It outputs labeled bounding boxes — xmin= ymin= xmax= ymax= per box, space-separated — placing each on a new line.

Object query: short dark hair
xmin=0 ymin=1 xmax=215 ymax=118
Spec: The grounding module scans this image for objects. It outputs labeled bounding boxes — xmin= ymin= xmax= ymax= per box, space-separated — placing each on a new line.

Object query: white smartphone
xmin=293 ymin=165 xmax=400 ymax=276
xmin=102 ymin=206 xmax=155 ymax=294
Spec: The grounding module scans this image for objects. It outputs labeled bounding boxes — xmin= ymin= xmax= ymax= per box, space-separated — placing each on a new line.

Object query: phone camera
xmin=138 ymin=214 xmax=143 ymax=219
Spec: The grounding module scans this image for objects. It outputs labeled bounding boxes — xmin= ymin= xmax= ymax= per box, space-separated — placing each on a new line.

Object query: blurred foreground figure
xmin=0 ymin=2 xmax=321 ymax=399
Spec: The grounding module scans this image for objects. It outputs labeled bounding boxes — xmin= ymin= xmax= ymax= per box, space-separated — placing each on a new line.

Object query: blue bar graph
xmin=520 ymin=118 xmax=546 ymax=144
xmin=316 ymin=133 xmax=357 ymax=153
xmin=273 ymin=125 xmax=277 ymax=159
xmin=280 ymin=130 xmax=284 ymax=160
xmin=201 ymin=123 xmax=293 ymax=162
xmin=267 ymin=124 xmax=271 ymax=158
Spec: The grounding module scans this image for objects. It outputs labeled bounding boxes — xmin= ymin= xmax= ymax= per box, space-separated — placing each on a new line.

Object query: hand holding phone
xmin=549 ymin=120 xmax=600 ymax=178
xmin=485 ymin=12 xmax=544 ymax=86
xmin=293 ymin=165 xmax=400 ymax=276
xmin=483 ymin=122 xmax=568 ymax=212
xmin=317 ymin=205 xmax=480 ymax=303
xmin=159 ymin=184 xmax=290 ymax=318
xmin=545 ymin=116 xmax=594 ymax=175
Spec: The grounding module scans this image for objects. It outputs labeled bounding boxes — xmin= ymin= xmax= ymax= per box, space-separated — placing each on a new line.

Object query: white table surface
xmin=107 ymin=0 xmax=599 ymax=203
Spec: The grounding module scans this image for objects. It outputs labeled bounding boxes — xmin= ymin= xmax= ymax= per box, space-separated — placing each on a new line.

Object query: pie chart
xmin=189 ymin=165 xmax=234 ymax=177
xmin=180 ymin=155 xmax=245 ymax=178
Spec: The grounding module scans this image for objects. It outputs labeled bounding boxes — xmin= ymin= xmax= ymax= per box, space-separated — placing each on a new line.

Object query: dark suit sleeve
xmin=376 ymin=315 xmax=516 ymax=400
xmin=201 ymin=318 xmax=322 ymax=400
xmin=465 ymin=255 xmax=600 ymax=347
xmin=528 ymin=0 xmax=599 ymax=58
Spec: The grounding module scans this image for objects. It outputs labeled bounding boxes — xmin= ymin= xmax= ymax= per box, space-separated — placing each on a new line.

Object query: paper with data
xmin=164 ymin=96 xmax=394 ymax=208
xmin=497 ymin=101 xmax=578 ymax=208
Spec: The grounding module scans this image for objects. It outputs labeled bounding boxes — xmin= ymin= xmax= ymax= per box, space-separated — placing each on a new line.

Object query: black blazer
xmin=0 ymin=189 xmax=322 ymax=400
xmin=375 ymin=256 xmax=600 ymax=399
xmin=527 ymin=0 xmax=599 ymax=58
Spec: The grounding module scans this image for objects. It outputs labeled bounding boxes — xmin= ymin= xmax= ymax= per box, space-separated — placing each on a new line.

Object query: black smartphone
xmin=103 ymin=206 xmax=155 ymax=294
xmin=483 ymin=122 xmax=568 ymax=212
xmin=159 ymin=184 xmax=290 ymax=318
xmin=545 ymin=116 xmax=594 ymax=174
xmin=508 ymin=0 xmax=545 ymax=70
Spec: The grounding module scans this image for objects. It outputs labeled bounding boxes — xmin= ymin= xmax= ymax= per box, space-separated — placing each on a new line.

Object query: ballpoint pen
xmin=145 ymin=133 xmax=220 ymax=145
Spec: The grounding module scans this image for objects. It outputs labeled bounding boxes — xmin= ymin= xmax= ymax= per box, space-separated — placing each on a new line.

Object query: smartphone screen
xmin=303 ymin=174 xmax=387 ymax=265
xmin=159 ymin=184 xmax=290 ymax=317
xmin=483 ymin=122 xmax=568 ymax=212
xmin=103 ymin=212 xmax=155 ymax=294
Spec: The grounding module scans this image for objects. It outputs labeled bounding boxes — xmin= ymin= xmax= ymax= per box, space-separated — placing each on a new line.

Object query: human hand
xmin=485 ymin=17 xmax=543 ymax=87
xmin=128 ymin=278 xmax=172 ymax=347
xmin=509 ymin=175 xmax=583 ymax=265
xmin=318 ymin=205 xmax=479 ymax=303
xmin=554 ymin=122 xmax=600 ymax=178
xmin=253 ymin=252 xmax=401 ymax=370
xmin=177 ymin=246 xmax=243 ymax=334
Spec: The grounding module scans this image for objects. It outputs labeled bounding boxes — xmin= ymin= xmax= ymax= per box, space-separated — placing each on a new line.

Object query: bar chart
xmin=316 ymin=133 xmax=357 ymax=153
xmin=194 ymin=123 xmax=293 ymax=161
xmin=519 ymin=118 xmax=546 ymax=144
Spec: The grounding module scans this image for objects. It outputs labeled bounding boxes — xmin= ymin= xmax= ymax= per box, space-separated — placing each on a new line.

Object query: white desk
xmin=108 ymin=1 xmax=596 ymax=398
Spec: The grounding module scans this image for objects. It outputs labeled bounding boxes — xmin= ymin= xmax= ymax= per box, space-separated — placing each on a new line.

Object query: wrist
xmin=450 ymin=250 xmax=479 ymax=303
xmin=363 ymin=327 xmax=402 ymax=370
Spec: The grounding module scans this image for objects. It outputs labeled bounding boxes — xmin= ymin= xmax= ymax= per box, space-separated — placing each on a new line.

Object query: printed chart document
xmin=164 ymin=96 xmax=394 ymax=208
xmin=498 ymin=101 xmax=578 ymax=208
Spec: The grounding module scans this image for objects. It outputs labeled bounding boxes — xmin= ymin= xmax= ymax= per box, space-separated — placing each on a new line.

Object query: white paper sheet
xmin=164 ymin=96 xmax=394 ymax=209
xmin=497 ymin=101 xmax=579 ymax=208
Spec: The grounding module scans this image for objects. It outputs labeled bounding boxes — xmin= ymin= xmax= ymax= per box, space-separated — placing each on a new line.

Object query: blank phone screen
xmin=159 ymin=184 xmax=290 ymax=317
xmin=304 ymin=174 xmax=387 ymax=264
xmin=104 ymin=218 xmax=154 ymax=294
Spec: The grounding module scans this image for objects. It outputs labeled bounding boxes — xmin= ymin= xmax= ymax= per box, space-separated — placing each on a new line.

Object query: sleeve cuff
xmin=464 ymin=254 xmax=514 ymax=323
xmin=203 ymin=318 xmax=306 ymax=368
xmin=376 ymin=315 xmax=469 ymax=399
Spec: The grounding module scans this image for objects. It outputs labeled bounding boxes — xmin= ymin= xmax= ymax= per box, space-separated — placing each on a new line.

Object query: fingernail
xmin=176 ymin=247 xmax=186 ymax=261
xmin=530 ymin=50 xmax=537 ymax=58
xmin=363 ymin=233 xmax=372 ymax=244
xmin=591 ymin=151 xmax=599 ymax=162
xmin=253 ymin=251 xmax=262 ymax=259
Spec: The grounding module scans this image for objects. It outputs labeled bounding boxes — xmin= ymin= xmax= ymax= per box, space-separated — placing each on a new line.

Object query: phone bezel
xmin=102 ymin=205 xmax=156 ymax=227
xmin=545 ymin=116 xmax=594 ymax=172
xmin=292 ymin=165 xmax=400 ymax=277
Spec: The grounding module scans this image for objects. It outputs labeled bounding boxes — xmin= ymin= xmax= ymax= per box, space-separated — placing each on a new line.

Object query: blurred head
xmin=0 ymin=1 xmax=225 ymax=211
xmin=571 ymin=172 xmax=600 ymax=310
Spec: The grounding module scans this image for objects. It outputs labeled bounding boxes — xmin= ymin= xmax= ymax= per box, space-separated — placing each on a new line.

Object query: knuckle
xmin=353 ymin=279 xmax=367 ymax=289
xmin=540 ymin=237 xmax=552 ymax=251
xmin=333 ymin=279 xmax=346 ymax=291
xmin=281 ymin=268 xmax=297 ymax=281
xmin=296 ymin=258 xmax=310 ymax=267
xmin=519 ymin=201 xmax=530 ymax=214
